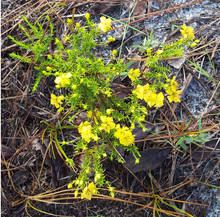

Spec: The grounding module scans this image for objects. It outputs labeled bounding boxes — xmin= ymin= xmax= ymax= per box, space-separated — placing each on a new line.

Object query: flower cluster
xmin=134 ymin=84 xmax=164 ymax=108
xmin=11 ymin=14 xmax=197 ymax=202
xmin=128 ymin=68 xmax=141 ymax=81
xmin=54 ymin=73 xmax=72 ymax=88
xmin=78 ymin=121 xmax=94 ymax=143
xmin=114 ymin=125 xmax=135 ymax=146
xmin=165 ymin=76 xmax=181 ymax=103
xmin=190 ymin=39 xmax=200 ymax=47
xmin=100 ymin=116 xmax=115 ymax=133
xmin=180 ymin=24 xmax=195 ymax=40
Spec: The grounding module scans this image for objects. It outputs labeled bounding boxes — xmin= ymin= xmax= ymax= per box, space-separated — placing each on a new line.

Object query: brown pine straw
xmin=1 ymin=0 xmax=40 ymax=27
xmin=21 ymin=184 xmax=208 ymax=217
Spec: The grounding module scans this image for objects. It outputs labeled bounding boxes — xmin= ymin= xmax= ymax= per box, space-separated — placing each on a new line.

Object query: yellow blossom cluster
xmin=134 ymin=84 xmax=164 ymax=108
xmin=180 ymin=24 xmax=195 ymax=40
xmin=98 ymin=16 xmax=112 ymax=33
xmin=78 ymin=121 xmax=95 ymax=143
xmin=81 ymin=182 xmax=97 ymax=200
xmin=50 ymin=94 xmax=64 ymax=108
xmin=100 ymin=116 xmax=115 ymax=133
xmin=128 ymin=68 xmax=141 ymax=81
xmin=54 ymin=73 xmax=72 ymax=88
xmin=190 ymin=39 xmax=200 ymax=47
xmin=114 ymin=125 xmax=135 ymax=146
xmin=165 ymin=76 xmax=181 ymax=103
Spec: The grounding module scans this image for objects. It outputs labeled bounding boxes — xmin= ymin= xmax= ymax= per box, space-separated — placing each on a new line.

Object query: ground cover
xmin=1 ymin=0 xmax=220 ymax=216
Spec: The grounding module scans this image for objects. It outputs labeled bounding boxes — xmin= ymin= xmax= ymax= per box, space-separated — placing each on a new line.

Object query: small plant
xmin=9 ymin=14 xmax=198 ymax=200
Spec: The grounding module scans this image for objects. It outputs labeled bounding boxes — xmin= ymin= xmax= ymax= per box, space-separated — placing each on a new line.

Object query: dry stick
xmin=194 ymin=17 xmax=220 ymax=35
xmin=181 ymin=100 xmax=197 ymax=123
xmin=184 ymin=65 xmax=219 ymax=104
xmin=185 ymin=38 xmax=220 ymax=54
xmin=31 ymin=141 xmax=51 ymax=195
xmin=1 ymin=77 xmax=47 ymax=160
xmin=120 ymin=0 xmax=203 ymax=25
xmin=124 ymin=165 xmax=150 ymax=191
xmin=211 ymin=40 xmax=220 ymax=60
xmin=191 ymin=158 xmax=220 ymax=215
xmin=1 ymin=60 xmax=19 ymax=72
xmin=1 ymin=0 xmax=40 ymax=27
xmin=1 ymin=0 xmax=36 ymax=19
xmin=1 ymin=11 xmax=54 ymax=159
xmin=1 ymin=61 xmax=34 ymax=157
xmin=168 ymin=150 xmax=178 ymax=188
xmin=3 ymin=110 xmax=70 ymax=164
xmin=2 ymin=52 xmax=29 ymax=83
xmin=201 ymin=81 xmax=220 ymax=119
xmin=45 ymin=0 xmax=68 ymax=28
xmin=1 ymin=0 xmax=45 ymax=36
xmin=2 ymin=60 xmax=21 ymax=83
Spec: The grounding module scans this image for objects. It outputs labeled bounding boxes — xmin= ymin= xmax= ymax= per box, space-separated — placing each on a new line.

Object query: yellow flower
xmin=98 ymin=16 xmax=112 ymax=33
xmin=55 ymin=38 xmax=60 ymax=43
xmin=81 ymin=182 xmax=97 ymax=200
xmin=156 ymin=49 xmax=163 ymax=55
xmin=75 ymin=23 xmax=80 ymax=28
xmin=54 ymin=73 xmax=72 ymax=88
xmin=170 ymin=76 xmax=179 ymax=91
xmin=74 ymin=190 xmax=79 ymax=197
xmin=128 ymin=68 xmax=141 ymax=81
xmin=66 ymin=18 xmax=72 ymax=26
xmin=51 ymin=94 xmax=64 ymax=108
xmin=133 ymin=84 xmax=143 ymax=98
xmin=146 ymin=92 xmax=156 ymax=107
xmin=166 ymin=89 xmax=182 ymax=103
xmin=78 ymin=121 xmax=94 ymax=143
xmin=94 ymin=173 xmax=101 ymax=182
xmin=46 ymin=66 xmax=52 ymax=71
xmin=135 ymin=158 xmax=139 ymax=164
xmin=112 ymin=50 xmax=117 ymax=55
xmin=119 ymin=130 xmax=135 ymax=146
xmin=114 ymin=126 xmax=135 ymax=146
xmin=180 ymin=24 xmax=195 ymax=40
xmin=71 ymin=84 xmax=77 ymax=89
xmin=108 ymin=37 xmax=115 ymax=42
xmin=147 ymin=48 xmax=152 ymax=54
xmin=67 ymin=182 xmax=73 ymax=189
xmin=85 ymin=13 xmax=90 ymax=19
xmin=100 ymin=116 xmax=115 ymax=133
xmin=154 ymin=92 xmax=164 ymax=108
xmin=106 ymin=109 xmax=113 ymax=115
xmin=190 ymin=42 xmax=197 ymax=47
xmin=194 ymin=39 xmax=200 ymax=43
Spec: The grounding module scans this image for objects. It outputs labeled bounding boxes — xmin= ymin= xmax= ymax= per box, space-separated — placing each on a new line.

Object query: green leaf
xmin=149 ymin=29 xmax=154 ymax=41
xmin=176 ymin=137 xmax=184 ymax=146
xmin=185 ymin=137 xmax=193 ymax=144
xmin=187 ymin=60 xmax=216 ymax=83
xmin=125 ymin=60 xmax=137 ymax=69
xmin=180 ymin=143 xmax=188 ymax=151
xmin=199 ymin=117 xmax=202 ymax=131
